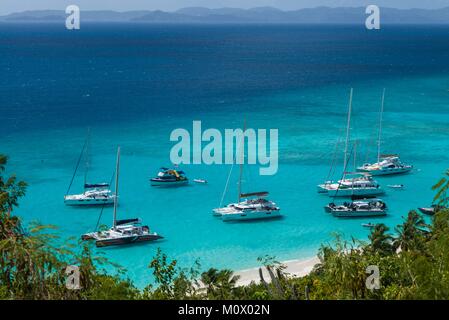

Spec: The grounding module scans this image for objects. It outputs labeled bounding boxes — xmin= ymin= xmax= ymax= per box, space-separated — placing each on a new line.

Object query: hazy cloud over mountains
xmin=2 ymin=6 xmax=449 ymax=24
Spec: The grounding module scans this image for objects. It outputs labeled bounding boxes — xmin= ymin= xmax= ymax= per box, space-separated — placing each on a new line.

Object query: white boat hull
xmin=358 ymin=167 xmax=412 ymax=176
xmin=150 ymin=179 xmax=189 ymax=187
xmin=64 ymin=195 xmax=115 ymax=206
xmin=221 ymin=209 xmax=281 ymax=221
xmin=331 ymin=210 xmax=387 ymax=218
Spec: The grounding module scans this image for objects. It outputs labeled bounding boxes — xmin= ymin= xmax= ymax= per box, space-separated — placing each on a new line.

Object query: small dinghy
xmin=418 ymin=205 xmax=442 ymax=216
xmin=193 ymin=179 xmax=208 ymax=184
xmin=362 ymin=223 xmax=376 ymax=228
xmin=387 ymin=184 xmax=404 ymax=189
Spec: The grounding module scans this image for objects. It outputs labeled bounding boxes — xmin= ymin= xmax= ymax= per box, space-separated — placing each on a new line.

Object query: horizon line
xmin=3 ymin=5 xmax=449 ymax=16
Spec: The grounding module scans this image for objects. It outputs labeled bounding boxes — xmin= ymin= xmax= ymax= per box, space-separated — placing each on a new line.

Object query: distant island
xmin=2 ymin=6 xmax=449 ymax=24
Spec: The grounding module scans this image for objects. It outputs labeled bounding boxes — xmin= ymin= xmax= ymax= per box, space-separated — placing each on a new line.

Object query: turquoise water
xmin=1 ymin=24 xmax=449 ymax=287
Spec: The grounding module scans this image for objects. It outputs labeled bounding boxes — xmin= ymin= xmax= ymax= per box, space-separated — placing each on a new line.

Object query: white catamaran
xmin=213 ymin=123 xmax=281 ymax=222
xmin=318 ymin=88 xmax=384 ymax=198
xmin=357 ymin=89 xmax=413 ymax=176
xmin=64 ymin=131 xmax=115 ymax=206
xmin=82 ymin=147 xmax=163 ymax=247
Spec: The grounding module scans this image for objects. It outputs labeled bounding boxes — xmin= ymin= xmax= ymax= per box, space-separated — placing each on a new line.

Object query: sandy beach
xmin=235 ymin=256 xmax=320 ymax=286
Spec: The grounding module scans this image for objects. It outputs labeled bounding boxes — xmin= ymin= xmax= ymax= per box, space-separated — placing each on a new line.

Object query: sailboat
xmin=213 ymin=123 xmax=281 ymax=222
xmin=318 ymin=89 xmax=384 ymax=198
xmin=358 ymin=89 xmax=413 ymax=176
xmin=82 ymin=147 xmax=163 ymax=247
xmin=64 ymin=131 xmax=115 ymax=206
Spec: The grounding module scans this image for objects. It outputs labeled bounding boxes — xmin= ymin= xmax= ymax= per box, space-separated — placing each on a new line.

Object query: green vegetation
xmin=2 ymin=153 xmax=449 ymax=300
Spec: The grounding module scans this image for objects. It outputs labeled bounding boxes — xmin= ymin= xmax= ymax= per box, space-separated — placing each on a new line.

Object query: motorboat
xmin=82 ymin=147 xmax=163 ymax=247
xmin=418 ymin=205 xmax=442 ymax=216
xmin=150 ymin=167 xmax=188 ymax=186
xmin=358 ymin=156 xmax=412 ymax=176
xmin=325 ymin=199 xmax=387 ymax=217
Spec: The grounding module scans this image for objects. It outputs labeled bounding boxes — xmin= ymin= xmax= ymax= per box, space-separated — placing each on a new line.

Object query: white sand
xmin=235 ymin=256 xmax=320 ymax=286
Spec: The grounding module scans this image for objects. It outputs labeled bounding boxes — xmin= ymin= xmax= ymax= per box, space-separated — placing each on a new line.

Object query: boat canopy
xmin=84 ymin=183 xmax=110 ymax=189
xmin=240 ymin=191 xmax=269 ymax=198
xmin=116 ymin=218 xmax=140 ymax=226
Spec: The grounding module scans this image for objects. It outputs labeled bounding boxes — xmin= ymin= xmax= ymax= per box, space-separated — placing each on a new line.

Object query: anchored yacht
xmin=150 ymin=167 xmax=188 ymax=187
xmin=318 ymin=173 xmax=384 ymax=197
xmin=325 ymin=199 xmax=387 ymax=217
xmin=64 ymin=183 xmax=115 ymax=206
xmin=82 ymin=147 xmax=163 ymax=247
xmin=213 ymin=122 xmax=281 ymax=222
xmin=358 ymin=155 xmax=412 ymax=176
xmin=357 ymin=89 xmax=413 ymax=176
xmin=64 ymin=131 xmax=115 ymax=206
xmin=213 ymin=192 xmax=281 ymax=221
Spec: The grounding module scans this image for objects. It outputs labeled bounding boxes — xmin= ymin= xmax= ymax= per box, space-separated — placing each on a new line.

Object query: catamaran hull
xmin=150 ymin=179 xmax=189 ymax=187
xmin=326 ymin=188 xmax=384 ymax=197
xmin=64 ymin=197 xmax=115 ymax=206
xmin=221 ymin=210 xmax=281 ymax=222
xmin=95 ymin=234 xmax=163 ymax=247
xmin=358 ymin=167 xmax=412 ymax=176
xmin=329 ymin=210 xmax=387 ymax=218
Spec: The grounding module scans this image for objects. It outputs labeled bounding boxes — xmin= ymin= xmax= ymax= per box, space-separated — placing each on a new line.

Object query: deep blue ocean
xmin=1 ymin=23 xmax=449 ymax=287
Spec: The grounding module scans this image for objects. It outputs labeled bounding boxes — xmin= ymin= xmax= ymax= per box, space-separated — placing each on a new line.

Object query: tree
xmin=432 ymin=169 xmax=449 ymax=207
xmin=200 ymin=268 xmax=239 ymax=300
xmin=0 ymin=155 xmax=27 ymax=215
xmin=368 ymin=224 xmax=394 ymax=255
xmin=394 ymin=210 xmax=428 ymax=253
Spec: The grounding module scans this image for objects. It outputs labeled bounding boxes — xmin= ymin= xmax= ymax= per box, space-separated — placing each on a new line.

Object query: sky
xmin=1 ymin=0 xmax=449 ymax=15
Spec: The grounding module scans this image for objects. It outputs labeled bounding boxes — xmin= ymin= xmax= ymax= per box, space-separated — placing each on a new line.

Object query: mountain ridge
xmin=2 ymin=7 xmax=449 ymax=24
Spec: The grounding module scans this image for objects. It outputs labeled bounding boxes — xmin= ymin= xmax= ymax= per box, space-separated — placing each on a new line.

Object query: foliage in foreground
xmin=2 ymin=153 xmax=449 ymax=299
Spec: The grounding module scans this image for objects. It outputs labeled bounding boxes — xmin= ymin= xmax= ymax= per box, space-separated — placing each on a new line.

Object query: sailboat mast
xmin=343 ymin=88 xmax=353 ymax=172
xmin=237 ymin=121 xmax=246 ymax=203
xmin=377 ymin=88 xmax=386 ymax=163
xmin=113 ymin=146 xmax=120 ymax=230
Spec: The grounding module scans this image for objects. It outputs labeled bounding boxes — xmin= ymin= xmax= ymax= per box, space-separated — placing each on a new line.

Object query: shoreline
xmin=234 ymin=256 xmax=320 ymax=286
